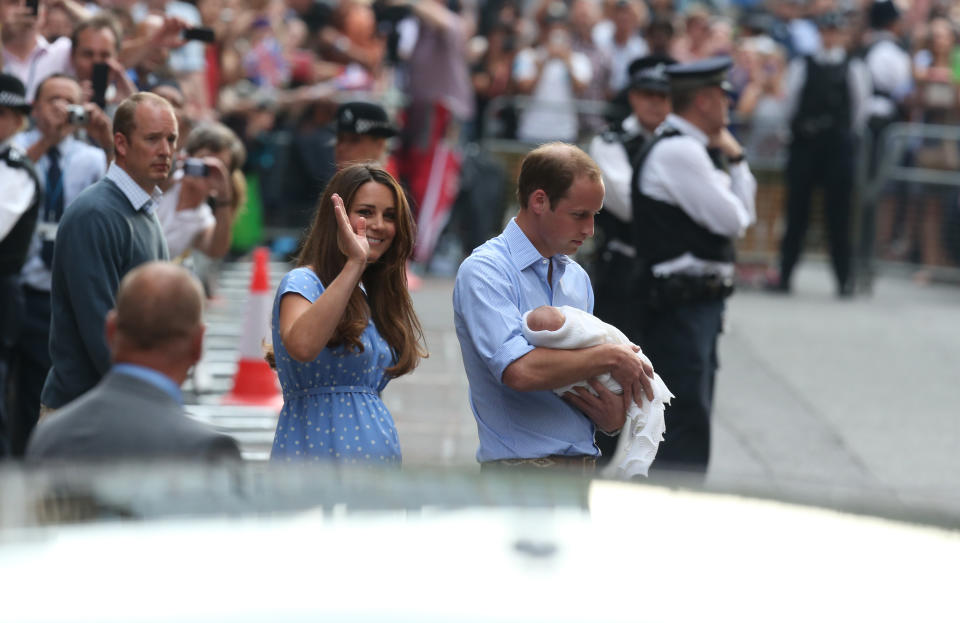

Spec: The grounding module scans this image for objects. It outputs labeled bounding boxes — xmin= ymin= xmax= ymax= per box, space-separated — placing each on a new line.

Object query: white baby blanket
xmin=521 ymin=305 xmax=672 ymax=478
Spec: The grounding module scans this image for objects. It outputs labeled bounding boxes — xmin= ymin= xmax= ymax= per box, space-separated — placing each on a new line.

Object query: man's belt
xmin=647 ymin=273 xmax=734 ymax=308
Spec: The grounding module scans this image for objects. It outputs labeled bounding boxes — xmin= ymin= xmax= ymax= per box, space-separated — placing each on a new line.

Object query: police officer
xmin=589 ymin=55 xmax=674 ymax=462
xmin=0 ymin=73 xmax=42 ymax=459
xmin=632 ymin=57 xmax=757 ymax=476
xmin=772 ymin=12 xmax=871 ymax=296
xmin=334 ymin=101 xmax=399 ymax=169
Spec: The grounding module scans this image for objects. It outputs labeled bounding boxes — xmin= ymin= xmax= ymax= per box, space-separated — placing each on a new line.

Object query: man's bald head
xmin=111 ymin=262 xmax=204 ymax=357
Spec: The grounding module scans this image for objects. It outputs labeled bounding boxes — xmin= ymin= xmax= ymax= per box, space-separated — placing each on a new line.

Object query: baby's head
xmin=526 ymin=305 xmax=566 ymax=332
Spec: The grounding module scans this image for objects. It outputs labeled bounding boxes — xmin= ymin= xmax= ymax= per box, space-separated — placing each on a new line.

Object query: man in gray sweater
xmin=41 ymin=92 xmax=176 ymax=413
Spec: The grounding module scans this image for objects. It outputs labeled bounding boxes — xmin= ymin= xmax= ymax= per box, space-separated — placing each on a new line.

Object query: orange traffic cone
xmin=222 ymin=247 xmax=284 ymax=409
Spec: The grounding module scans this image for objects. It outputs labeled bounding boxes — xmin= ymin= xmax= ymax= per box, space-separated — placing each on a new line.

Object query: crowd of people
xmin=0 ymin=0 xmax=958 ymax=474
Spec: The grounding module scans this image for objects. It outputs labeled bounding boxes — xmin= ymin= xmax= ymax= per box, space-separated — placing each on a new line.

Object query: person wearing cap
xmin=5 ymin=73 xmax=109 ymax=457
xmin=334 ymin=101 xmax=398 ymax=169
xmin=0 ymin=72 xmax=42 ymax=458
xmin=631 ymin=57 xmax=756 ymax=476
xmin=769 ymin=11 xmax=871 ymax=297
xmin=862 ymin=0 xmax=911 ymax=127
xmin=588 ymin=54 xmax=674 ymax=463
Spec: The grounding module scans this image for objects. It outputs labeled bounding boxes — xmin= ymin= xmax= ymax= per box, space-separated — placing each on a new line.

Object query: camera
xmin=183 ymin=158 xmax=211 ymax=177
xmin=182 ymin=27 xmax=215 ymax=43
xmin=66 ymin=105 xmax=88 ymax=126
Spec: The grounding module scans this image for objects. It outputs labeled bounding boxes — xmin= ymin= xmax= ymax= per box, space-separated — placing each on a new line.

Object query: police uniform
xmin=0 ymin=74 xmax=41 ymax=458
xmin=589 ymin=56 xmax=674 ymax=464
xmin=775 ymin=13 xmax=872 ymax=296
xmin=589 ymin=57 xmax=674 ymax=344
xmin=632 ymin=58 xmax=756 ymax=474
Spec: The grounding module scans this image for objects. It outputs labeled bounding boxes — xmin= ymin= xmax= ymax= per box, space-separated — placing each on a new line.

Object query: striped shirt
xmin=453 ymin=218 xmax=598 ymax=463
xmin=105 ymin=162 xmax=163 ymax=215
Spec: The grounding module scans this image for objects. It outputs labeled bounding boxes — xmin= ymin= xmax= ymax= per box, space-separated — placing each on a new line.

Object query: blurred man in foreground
xmin=27 ymin=262 xmax=241 ymax=461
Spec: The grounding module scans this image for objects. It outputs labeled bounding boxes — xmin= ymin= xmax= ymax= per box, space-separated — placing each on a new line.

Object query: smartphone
xmin=183 ymin=158 xmax=211 ymax=177
xmin=182 ymin=27 xmax=215 ymax=43
xmin=25 ymin=0 xmax=39 ymax=16
xmin=92 ymin=62 xmax=109 ymax=109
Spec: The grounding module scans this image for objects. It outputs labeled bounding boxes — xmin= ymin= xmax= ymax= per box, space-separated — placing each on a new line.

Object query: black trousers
xmin=0 ymin=275 xmax=25 ymax=459
xmin=592 ymin=249 xmax=645 ymax=465
xmin=8 ymin=286 xmax=51 ymax=457
xmin=779 ymin=134 xmax=855 ymax=291
xmin=642 ymin=299 xmax=724 ymax=476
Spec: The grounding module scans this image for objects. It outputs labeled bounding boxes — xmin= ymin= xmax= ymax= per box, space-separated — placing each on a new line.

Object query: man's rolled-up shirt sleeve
xmin=455 ymin=256 xmax=534 ymax=382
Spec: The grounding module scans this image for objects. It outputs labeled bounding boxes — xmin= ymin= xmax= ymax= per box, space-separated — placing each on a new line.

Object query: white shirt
xmin=592 ymin=22 xmax=649 ymax=92
xmin=639 ymin=114 xmax=757 ymax=276
xmin=0 ymin=142 xmax=37 ymax=242
xmin=1 ymin=35 xmax=73 ymax=102
xmin=12 ymin=130 xmax=108 ymax=290
xmin=515 ymin=48 xmax=593 ymax=142
xmin=783 ymin=48 xmax=873 ymax=134
xmin=864 ymin=33 xmax=912 ymax=118
xmin=155 ymin=170 xmax=215 ymax=258
xmin=588 ymin=115 xmax=653 ymax=223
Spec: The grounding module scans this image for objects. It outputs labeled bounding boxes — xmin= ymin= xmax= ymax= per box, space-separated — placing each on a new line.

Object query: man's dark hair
xmin=34 ymin=73 xmax=79 ymax=103
xmin=517 ymin=142 xmax=601 ymax=210
xmin=70 ymin=13 xmax=122 ymax=55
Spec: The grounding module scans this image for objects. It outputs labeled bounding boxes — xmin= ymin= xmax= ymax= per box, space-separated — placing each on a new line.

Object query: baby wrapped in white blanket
xmin=521 ymin=305 xmax=672 ymax=478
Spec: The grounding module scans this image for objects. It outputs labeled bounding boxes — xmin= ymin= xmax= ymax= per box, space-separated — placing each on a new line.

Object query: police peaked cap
xmin=666 ymin=56 xmax=734 ymax=94
xmin=336 ymin=101 xmax=398 ymax=138
xmin=0 ymin=73 xmax=31 ymax=114
xmin=627 ymin=55 xmax=678 ymax=94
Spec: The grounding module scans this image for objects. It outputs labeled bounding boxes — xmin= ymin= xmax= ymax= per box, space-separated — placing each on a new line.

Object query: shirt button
xmin=542 ymin=259 xmax=548 ymax=264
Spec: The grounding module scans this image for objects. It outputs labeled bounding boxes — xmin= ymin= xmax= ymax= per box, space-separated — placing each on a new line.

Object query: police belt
xmin=646 ymin=272 xmax=734 ymax=308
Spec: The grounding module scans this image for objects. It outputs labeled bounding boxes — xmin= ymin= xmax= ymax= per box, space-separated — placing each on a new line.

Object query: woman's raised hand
xmin=333 ymin=193 xmax=370 ymax=265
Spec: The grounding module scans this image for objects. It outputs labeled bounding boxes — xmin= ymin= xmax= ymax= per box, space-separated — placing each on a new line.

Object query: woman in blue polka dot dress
xmin=269 ymin=164 xmax=426 ymax=464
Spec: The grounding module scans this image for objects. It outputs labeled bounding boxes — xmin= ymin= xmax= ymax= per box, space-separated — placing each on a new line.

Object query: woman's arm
xmin=278 ymin=195 xmax=369 ymax=362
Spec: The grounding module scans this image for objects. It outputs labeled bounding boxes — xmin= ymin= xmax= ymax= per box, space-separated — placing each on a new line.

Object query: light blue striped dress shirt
xmin=453 ymin=218 xmax=599 ymax=462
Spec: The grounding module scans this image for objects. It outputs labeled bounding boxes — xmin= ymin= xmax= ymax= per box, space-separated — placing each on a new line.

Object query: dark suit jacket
xmin=27 ymin=370 xmax=241 ymax=462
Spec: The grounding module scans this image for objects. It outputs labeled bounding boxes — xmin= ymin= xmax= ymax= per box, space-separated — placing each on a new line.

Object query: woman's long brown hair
xmin=297 ymin=163 xmax=427 ymax=377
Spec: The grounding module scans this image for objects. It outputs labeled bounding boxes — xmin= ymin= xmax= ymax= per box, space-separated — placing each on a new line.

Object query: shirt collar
xmin=106 ymin=161 xmax=162 ymax=213
xmin=815 ymin=47 xmax=847 ymax=64
xmin=662 ymin=113 xmax=709 ymax=146
xmin=622 ymin=115 xmax=654 ymax=141
xmin=504 ymin=217 xmax=573 ymax=270
xmin=112 ymin=363 xmax=184 ymax=405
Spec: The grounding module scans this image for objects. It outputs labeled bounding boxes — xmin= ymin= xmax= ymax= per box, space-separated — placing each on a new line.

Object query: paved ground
xmin=193 ymin=258 xmax=960 ymax=521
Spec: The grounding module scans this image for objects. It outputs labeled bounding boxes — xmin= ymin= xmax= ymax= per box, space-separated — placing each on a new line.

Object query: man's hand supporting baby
xmin=502 ymin=343 xmax=655 ymax=432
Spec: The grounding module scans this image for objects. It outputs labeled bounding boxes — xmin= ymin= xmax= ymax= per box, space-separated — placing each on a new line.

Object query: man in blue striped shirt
xmin=453 ymin=142 xmax=654 ymax=470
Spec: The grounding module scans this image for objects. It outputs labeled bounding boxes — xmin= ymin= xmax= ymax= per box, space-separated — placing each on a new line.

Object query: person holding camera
xmin=0 ymin=73 xmax=41 ymax=459
xmin=631 ymin=58 xmax=756 ymax=476
xmin=154 ymin=121 xmax=245 ymax=261
xmin=0 ymin=0 xmax=90 ymax=101
xmin=514 ymin=2 xmax=593 ymax=143
xmin=5 ymin=73 xmax=107 ymax=456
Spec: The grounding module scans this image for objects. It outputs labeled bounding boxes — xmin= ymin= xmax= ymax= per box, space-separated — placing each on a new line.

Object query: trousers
xmin=641 ymin=299 xmax=724 ymax=475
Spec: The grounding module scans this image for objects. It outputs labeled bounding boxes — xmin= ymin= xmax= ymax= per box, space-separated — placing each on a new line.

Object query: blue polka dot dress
xmin=270 ymin=267 xmax=402 ymax=465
